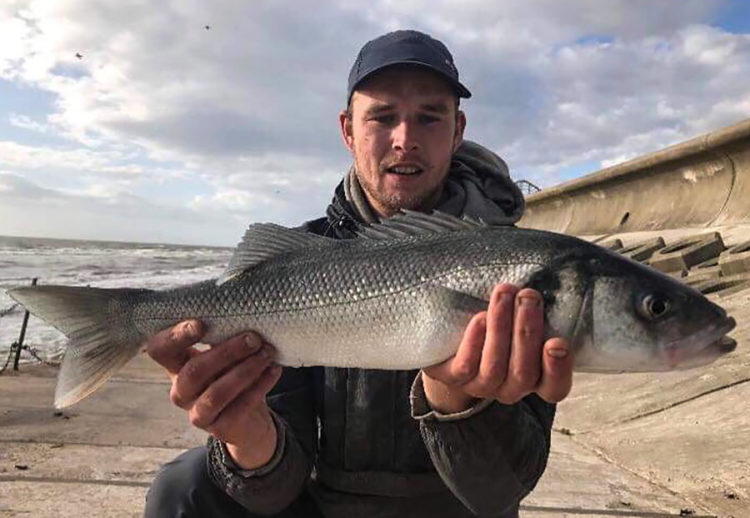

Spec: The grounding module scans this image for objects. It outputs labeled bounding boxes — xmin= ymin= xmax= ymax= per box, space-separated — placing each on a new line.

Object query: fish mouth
xmin=663 ymin=316 xmax=737 ymax=369
xmin=716 ymin=335 xmax=738 ymax=353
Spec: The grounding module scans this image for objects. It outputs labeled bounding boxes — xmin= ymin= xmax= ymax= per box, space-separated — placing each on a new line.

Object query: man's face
xmin=339 ymin=66 xmax=466 ymax=218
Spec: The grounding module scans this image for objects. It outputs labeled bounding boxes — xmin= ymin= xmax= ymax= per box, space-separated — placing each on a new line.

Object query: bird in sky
xmin=75 ymin=52 xmax=83 ymax=59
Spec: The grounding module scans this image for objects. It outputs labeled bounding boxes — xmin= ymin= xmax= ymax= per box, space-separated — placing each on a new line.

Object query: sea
xmin=0 ymin=235 xmax=232 ymax=365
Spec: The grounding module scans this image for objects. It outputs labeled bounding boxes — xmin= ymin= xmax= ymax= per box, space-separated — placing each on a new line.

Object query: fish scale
xmin=8 ymin=211 xmax=736 ymax=408
xmin=126 ymin=229 xmax=515 ymax=370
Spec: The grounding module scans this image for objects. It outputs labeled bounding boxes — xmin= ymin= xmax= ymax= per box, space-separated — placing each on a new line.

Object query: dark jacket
xmin=206 ymin=174 xmax=556 ymax=517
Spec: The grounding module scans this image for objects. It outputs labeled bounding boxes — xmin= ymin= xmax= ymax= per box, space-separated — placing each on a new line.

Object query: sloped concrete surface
xmin=0 ymin=355 xmax=206 ymax=517
xmin=0 ymin=357 xmax=204 ymax=448
xmin=524 ymin=434 xmax=714 ymax=517
xmin=0 ymin=481 xmax=146 ymax=518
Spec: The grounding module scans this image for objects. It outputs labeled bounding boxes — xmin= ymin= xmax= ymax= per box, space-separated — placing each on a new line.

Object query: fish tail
xmin=8 ymin=285 xmax=149 ymax=408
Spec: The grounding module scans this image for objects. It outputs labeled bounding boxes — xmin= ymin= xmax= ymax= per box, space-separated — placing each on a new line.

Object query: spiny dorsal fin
xmin=217 ymin=224 xmax=336 ymax=285
xmin=356 ymin=210 xmax=485 ymax=240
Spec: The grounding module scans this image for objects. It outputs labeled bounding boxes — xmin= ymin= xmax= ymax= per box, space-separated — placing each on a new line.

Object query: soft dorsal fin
xmin=356 ymin=210 xmax=485 ymax=240
xmin=217 ymin=224 xmax=336 ymax=285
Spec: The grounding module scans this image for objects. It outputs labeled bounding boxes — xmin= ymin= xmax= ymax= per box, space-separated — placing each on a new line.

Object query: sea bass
xmin=8 ymin=211 xmax=737 ymax=408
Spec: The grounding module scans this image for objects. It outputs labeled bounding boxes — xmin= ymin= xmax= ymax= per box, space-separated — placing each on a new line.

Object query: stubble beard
xmin=355 ymin=164 xmax=443 ymax=217
xmin=351 ymin=139 xmax=450 ymax=216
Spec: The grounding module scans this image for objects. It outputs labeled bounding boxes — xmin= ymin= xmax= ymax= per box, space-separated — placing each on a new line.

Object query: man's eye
xmin=369 ymin=115 xmax=395 ymax=124
xmin=418 ymin=114 xmax=440 ymax=124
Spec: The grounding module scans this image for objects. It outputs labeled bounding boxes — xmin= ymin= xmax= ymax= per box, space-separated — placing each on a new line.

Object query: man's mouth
xmin=385 ymin=163 xmax=424 ymax=175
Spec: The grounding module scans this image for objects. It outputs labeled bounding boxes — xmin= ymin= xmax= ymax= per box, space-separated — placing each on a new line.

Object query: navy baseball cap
xmin=347 ymin=29 xmax=471 ymax=104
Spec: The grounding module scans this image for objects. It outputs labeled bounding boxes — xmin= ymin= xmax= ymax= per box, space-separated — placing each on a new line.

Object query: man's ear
xmin=452 ymin=110 xmax=466 ymax=153
xmin=339 ymin=110 xmax=355 ymax=153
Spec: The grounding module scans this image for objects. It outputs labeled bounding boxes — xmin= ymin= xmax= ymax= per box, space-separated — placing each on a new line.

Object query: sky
xmin=1 ymin=0 xmax=749 ymax=246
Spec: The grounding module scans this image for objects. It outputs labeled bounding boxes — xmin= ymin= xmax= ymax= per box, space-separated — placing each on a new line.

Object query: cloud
xmin=0 ymin=170 xmax=50 ymax=197
xmin=190 ymin=152 xmax=345 ymax=225
xmin=1 ymin=1 xmax=368 ymax=161
xmin=0 ymin=0 xmax=748 ymax=243
xmin=0 ymin=140 xmax=147 ymax=175
xmin=8 ymin=113 xmax=49 ymax=133
xmin=463 ymin=24 xmax=750 ymax=183
xmin=0 ymin=171 xmax=236 ymax=245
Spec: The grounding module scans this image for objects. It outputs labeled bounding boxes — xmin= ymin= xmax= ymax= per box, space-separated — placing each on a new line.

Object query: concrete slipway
xmin=2 ymin=119 xmax=750 ymax=517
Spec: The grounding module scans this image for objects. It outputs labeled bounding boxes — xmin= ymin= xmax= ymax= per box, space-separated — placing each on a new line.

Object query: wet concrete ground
xmin=1 ymin=226 xmax=748 ymax=517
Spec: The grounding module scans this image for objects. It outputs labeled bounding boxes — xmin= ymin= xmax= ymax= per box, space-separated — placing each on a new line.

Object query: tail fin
xmin=8 ymin=285 xmax=148 ymax=408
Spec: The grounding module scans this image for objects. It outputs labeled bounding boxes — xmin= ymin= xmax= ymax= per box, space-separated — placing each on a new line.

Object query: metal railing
xmin=0 ymin=278 xmax=58 ymax=374
xmin=515 ymin=179 xmax=541 ymax=196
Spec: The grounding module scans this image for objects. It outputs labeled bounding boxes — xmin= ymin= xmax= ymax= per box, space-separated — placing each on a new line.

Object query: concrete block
xmin=717 ymin=279 xmax=750 ymax=298
xmin=648 ymin=232 xmax=725 ymax=273
xmin=685 ymin=256 xmax=722 ymax=284
xmin=689 ymin=273 xmax=750 ymax=296
xmin=599 ymin=238 xmax=623 ymax=251
xmin=718 ymin=239 xmax=750 ymax=276
xmin=684 ymin=271 xmax=720 ymax=286
xmin=619 ymin=236 xmax=665 ymax=262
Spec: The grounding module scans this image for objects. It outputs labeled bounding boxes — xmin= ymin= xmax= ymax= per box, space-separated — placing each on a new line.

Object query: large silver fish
xmin=8 ymin=211 xmax=737 ymax=408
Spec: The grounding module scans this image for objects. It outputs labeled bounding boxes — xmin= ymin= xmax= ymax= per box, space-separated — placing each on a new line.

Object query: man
xmin=144 ymin=29 xmax=573 ymax=517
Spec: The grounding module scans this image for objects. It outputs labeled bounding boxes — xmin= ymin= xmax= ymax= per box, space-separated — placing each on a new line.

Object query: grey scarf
xmin=344 ymin=140 xmax=525 ymax=225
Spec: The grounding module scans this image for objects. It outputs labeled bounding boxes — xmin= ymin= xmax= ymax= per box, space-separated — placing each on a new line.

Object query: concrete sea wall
xmin=519 ymin=118 xmax=750 ymax=235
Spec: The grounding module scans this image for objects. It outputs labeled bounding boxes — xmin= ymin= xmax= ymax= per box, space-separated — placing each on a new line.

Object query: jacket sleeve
xmin=206 ymin=366 xmax=318 ymax=515
xmin=410 ymin=371 xmax=555 ymax=517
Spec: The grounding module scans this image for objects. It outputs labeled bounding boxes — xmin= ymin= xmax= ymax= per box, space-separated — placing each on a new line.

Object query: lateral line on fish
xmin=134 ymin=260 xmax=545 ymax=322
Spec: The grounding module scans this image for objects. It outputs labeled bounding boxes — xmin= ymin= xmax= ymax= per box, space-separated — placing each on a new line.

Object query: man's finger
xmin=207 ymin=363 xmax=283 ymax=436
xmin=170 ymin=333 xmax=263 ymax=409
xmin=189 ymin=343 xmax=274 ymax=428
xmin=423 ymin=311 xmax=486 ymax=384
xmin=449 ymin=311 xmax=487 ymax=383
xmin=495 ymin=288 xmax=544 ymax=404
xmin=535 ymin=337 xmax=573 ymax=403
xmin=147 ymin=320 xmax=205 ymax=375
xmin=474 ymin=284 xmax=516 ymax=389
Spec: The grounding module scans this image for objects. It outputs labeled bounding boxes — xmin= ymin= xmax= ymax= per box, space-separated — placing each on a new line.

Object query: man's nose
xmin=391 ymin=119 xmax=419 ymax=152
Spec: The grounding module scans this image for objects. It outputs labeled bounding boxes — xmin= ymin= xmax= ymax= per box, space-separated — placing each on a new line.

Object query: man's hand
xmin=146 ymin=320 xmax=283 ymax=469
xmin=422 ymin=284 xmax=573 ymax=414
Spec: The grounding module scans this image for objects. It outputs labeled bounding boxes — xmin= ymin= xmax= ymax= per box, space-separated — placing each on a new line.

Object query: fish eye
xmin=638 ymin=293 xmax=672 ymax=320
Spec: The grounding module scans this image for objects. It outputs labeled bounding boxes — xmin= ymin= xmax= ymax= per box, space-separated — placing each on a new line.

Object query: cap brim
xmin=350 ymin=60 xmax=472 ymax=100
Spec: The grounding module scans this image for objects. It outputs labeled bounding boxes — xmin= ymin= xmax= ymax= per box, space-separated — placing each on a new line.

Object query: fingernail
xmin=477 ymin=314 xmax=487 ymax=330
xmin=183 ymin=321 xmax=196 ymax=337
xmin=519 ymin=296 xmax=541 ymax=308
xmin=547 ymin=348 xmax=568 ymax=358
xmin=245 ymin=334 xmax=262 ymax=352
